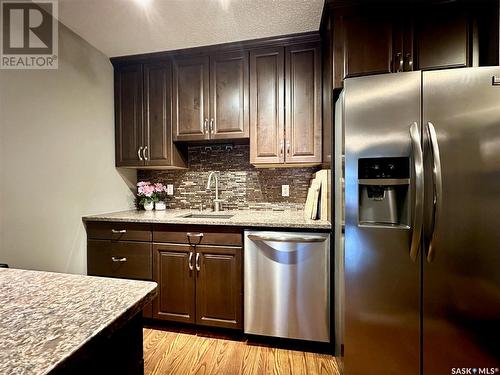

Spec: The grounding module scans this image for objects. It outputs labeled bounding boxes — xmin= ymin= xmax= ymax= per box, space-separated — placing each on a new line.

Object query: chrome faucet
xmin=206 ymin=171 xmax=223 ymax=212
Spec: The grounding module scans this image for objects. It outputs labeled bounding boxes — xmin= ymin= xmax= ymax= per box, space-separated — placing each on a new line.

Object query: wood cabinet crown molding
xmin=110 ymin=32 xmax=321 ymax=67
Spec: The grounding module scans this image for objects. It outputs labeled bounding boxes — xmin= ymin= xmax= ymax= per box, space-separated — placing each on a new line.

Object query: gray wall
xmin=0 ymin=24 xmax=135 ymax=274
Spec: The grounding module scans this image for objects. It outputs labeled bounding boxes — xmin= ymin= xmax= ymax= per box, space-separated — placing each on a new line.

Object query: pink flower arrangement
xmin=137 ymin=181 xmax=168 ymax=207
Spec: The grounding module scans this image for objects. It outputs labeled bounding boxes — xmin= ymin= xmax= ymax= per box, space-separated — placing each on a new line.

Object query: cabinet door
xmin=249 ymin=47 xmax=285 ymax=165
xmin=339 ymin=12 xmax=394 ymax=78
xmin=144 ymin=61 xmax=173 ymax=166
xmin=115 ymin=64 xmax=144 ymax=167
xmin=210 ymin=52 xmax=249 ymax=140
xmin=173 ymin=56 xmax=210 ymax=141
xmin=321 ymin=13 xmax=333 ymax=166
xmin=195 ymin=246 xmax=242 ymax=329
xmin=414 ymin=2 xmax=470 ymax=70
xmin=153 ymin=244 xmax=195 ymax=323
xmin=285 ymin=42 xmax=322 ymax=165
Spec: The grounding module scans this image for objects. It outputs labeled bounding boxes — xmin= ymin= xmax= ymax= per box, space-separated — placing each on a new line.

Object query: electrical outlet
xmin=167 ymin=184 xmax=174 ymax=196
xmin=281 ymin=185 xmax=290 ymax=197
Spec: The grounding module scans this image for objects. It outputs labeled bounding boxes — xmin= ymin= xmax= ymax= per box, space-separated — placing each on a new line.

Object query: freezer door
xmin=423 ymin=67 xmax=500 ymax=374
xmin=344 ymin=72 xmax=421 ymax=375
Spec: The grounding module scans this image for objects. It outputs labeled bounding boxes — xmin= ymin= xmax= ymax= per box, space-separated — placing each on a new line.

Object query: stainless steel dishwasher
xmin=244 ymin=230 xmax=330 ymax=342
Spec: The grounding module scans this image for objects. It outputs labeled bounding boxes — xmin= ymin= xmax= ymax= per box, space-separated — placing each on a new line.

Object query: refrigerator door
xmin=344 ymin=72 xmax=421 ymax=375
xmin=422 ymin=67 xmax=500 ymax=374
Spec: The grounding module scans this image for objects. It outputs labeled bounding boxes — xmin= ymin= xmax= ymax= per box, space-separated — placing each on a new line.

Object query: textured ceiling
xmin=57 ymin=0 xmax=324 ymax=57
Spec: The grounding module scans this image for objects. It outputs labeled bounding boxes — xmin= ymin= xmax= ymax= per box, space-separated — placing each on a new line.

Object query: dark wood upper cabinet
xmin=285 ymin=42 xmax=322 ymax=164
xmin=325 ymin=0 xmax=499 ymax=87
xmin=195 ymin=245 xmax=242 ymax=329
xmin=115 ymin=64 xmax=144 ymax=167
xmin=153 ymin=244 xmax=195 ymax=323
xmin=114 ymin=61 xmax=186 ymax=169
xmin=113 ymin=33 xmax=320 ymax=157
xmin=210 ymin=52 xmax=249 ymax=140
xmin=414 ymin=2 xmax=470 ymax=70
xmin=249 ymin=47 xmax=285 ymax=165
xmin=173 ymin=56 xmax=210 ymax=141
xmin=144 ymin=61 xmax=188 ymax=167
xmin=173 ymin=52 xmax=249 ymax=142
xmin=321 ymin=14 xmax=333 ymax=168
xmin=250 ymin=42 xmax=322 ymax=167
xmin=341 ymin=12 xmax=394 ymax=78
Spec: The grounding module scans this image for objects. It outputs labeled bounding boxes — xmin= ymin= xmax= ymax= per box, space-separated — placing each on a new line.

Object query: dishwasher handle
xmin=247 ymin=234 xmax=327 ymax=243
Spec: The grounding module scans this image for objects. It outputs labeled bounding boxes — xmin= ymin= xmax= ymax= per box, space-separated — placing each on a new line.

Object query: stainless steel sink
xmin=178 ymin=213 xmax=234 ymax=219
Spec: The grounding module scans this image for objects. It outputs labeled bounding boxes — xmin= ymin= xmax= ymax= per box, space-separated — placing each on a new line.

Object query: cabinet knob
xmin=111 ymin=229 xmax=127 ymax=234
xmin=137 ymin=147 xmax=143 ymax=161
xmin=210 ymin=118 xmax=214 ymax=135
xmin=143 ymin=146 xmax=148 ymax=161
xmin=111 ymin=256 xmax=127 ymax=263
xmin=203 ymin=118 xmax=209 ymax=134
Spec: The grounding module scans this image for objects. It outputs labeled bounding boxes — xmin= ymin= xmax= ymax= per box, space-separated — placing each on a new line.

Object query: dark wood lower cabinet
xmin=87 ymin=240 xmax=152 ymax=281
xmin=153 ymin=244 xmax=195 ymax=323
xmin=87 ymin=222 xmax=243 ymax=330
xmin=87 ymin=239 xmax=153 ymax=319
xmin=195 ymin=245 xmax=242 ymax=329
xmin=153 ymin=242 xmax=243 ymax=329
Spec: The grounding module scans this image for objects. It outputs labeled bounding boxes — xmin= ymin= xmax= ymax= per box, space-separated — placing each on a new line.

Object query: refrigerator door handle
xmin=426 ymin=122 xmax=443 ymax=262
xmin=409 ymin=122 xmax=424 ymax=262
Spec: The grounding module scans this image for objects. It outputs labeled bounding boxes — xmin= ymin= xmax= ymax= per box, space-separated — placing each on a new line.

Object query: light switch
xmin=282 ymin=185 xmax=290 ymax=197
xmin=167 ymin=184 xmax=174 ymax=195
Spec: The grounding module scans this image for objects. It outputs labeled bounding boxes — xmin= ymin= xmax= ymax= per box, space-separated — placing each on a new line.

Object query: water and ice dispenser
xmin=358 ymin=157 xmax=410 ymax=227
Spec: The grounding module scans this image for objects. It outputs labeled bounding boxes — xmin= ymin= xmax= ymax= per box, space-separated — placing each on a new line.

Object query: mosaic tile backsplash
xmin=138 ymin=144 xmax=319 ymax=211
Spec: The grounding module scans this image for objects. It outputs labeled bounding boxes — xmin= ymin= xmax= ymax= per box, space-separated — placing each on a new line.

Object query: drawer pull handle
xmin=111 ymin=257 xmax=127 ymax=263
xmin=111 ymin=229 xmax=127 ymax=234
xmin=187 ymin=232 xmax=204 ymax=246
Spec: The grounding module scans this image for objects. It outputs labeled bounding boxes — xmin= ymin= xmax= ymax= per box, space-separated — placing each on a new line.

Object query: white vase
xmin=143 ymin=201 xmax=154 ymax=211
xmin=155 ymin=201 xmax=166 ymax=211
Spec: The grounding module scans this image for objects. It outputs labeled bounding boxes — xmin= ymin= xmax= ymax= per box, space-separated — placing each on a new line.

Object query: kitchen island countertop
xmin=82 ymin=209 xmax=331 ymax=230
xmin=0 ymin=268 xmax=157 ymax=375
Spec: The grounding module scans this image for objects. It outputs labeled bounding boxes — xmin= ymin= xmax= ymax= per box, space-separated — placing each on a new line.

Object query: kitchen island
xmin=0 ymin=268 xmax=157 ymax=375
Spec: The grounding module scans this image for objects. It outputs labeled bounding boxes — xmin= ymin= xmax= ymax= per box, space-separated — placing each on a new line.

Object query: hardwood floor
xmin=143 ymin=328 xmax=340 ymax=375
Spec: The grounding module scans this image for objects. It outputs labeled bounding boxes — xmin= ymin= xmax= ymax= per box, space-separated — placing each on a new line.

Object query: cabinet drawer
xmin=86 ymin=222 xmax=152 ymax=242
xmin=153 ymin=225 xmax=242 ymax=246
xmin=87 ymin=240 xmax=152 ymax=280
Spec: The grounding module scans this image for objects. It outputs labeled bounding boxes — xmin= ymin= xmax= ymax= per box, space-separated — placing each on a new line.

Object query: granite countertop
xmin=82 ymin=209 xmax=331 ymax=230
xmin=0 ymin=268 xmax=157 ymax=375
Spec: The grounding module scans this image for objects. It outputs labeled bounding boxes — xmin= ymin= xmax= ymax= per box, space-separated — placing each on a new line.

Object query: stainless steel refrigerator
xmin=337 ymin=67 xmax=500 ymax=374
